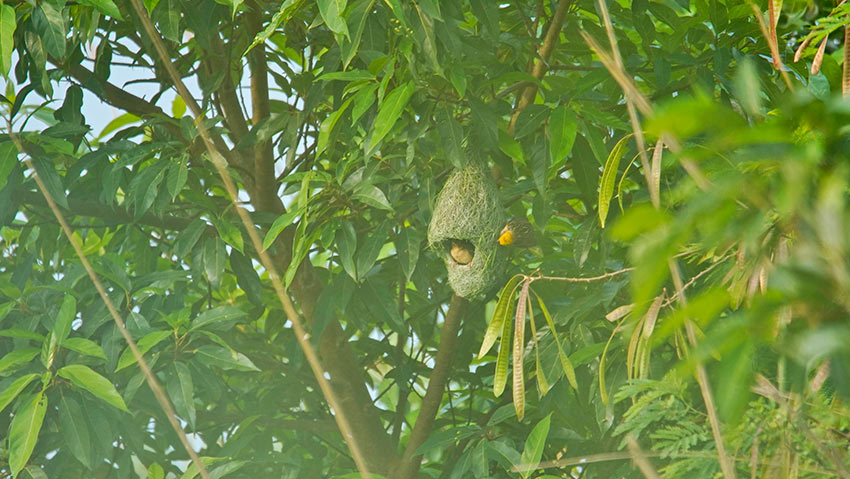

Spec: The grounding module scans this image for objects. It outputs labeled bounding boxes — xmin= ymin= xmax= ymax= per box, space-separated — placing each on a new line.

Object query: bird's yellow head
xmin=497 ymin=217 xmax=535 ymax=247
xmin=497 ymin=229 xmax=515 ymax=246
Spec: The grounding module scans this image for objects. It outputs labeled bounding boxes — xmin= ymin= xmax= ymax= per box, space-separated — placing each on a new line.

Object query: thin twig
xmin=533 ymin=267 xmax=633 ymax=283
xmin=660 ymin=253 xmax=734 ymax=309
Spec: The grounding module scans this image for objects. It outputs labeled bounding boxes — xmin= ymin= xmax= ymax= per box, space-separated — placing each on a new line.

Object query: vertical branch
xmin=394 ymin=294 xmax=468 ymax=479
xmin=392 ymin=275 xmax=410 ymax=444
xmin=246 ymin=2 xmax=282 ymax=213
xmin=509 ymin=0 xmax=572 ymax=133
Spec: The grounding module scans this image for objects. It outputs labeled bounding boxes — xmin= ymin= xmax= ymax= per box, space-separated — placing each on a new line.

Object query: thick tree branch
xmin=246 ymin=3 xmax=281 ymax=214
xmin=509 ymin=0 xmax=572 ymax=133
xmin=15 ymin=189 xmax=205 ymax=232
xmin=64 ymin=61 xmax=164 ymax=117
xmin=393 ymin=294 xmax=468 ymax=479
xmin=206 ymin=33 xmax=250 ymax=145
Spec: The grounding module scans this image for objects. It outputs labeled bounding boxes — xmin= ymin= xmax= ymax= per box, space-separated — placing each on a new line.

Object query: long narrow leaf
xmin=513 ymin=282 xmax=529 ymax=420
xmin=366 ymin=81 xmax=414 ymax=156
xmin=598 ymin=134 xmax=631 ymax=228
xmin=493 ymin=304 xmax=514 ymax=397
xmin=527 ymin=292 xmax=549 ymax=396
xmin=479 ymin=275 xmax=523 ymax=358
xmin=8 ymin=392 xmax=47 ymax=476
xmin=535 ymin=292 xmax=577 ymax=389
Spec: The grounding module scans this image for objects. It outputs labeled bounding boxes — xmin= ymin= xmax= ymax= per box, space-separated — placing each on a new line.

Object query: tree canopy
xmin=2 ymin=0 xmax=850 ymax=478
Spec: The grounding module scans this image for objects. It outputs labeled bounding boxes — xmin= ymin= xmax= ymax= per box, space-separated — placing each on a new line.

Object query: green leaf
xmin=498 ymin=129 xmax=525 ymax=164
xmin=189 ymin=306 xmax=246 ymax=332
xmin=450 ymin=69 xmax=467 ymax=97
xmin=62 ymin=337 xmax=107 ymax=360
xmin=352 ymin=184 xmax=393 ymax=211
xmin=0 ymin=347 xmax=39 ymax=374
xmin=0 ymin=329 xmax=44 ymax=341
xmin=32 ymin=3 xmax=66 ymax=59
xmin=202 ymin=237 xmax=226 ymax=289
xmin=418 ymin=0 xmax=442 ymax=20
xmin=0 ymin=374 xmax=39 ymax=414
xmin=479 ymin=275 xmax=523 ymax=359
xmin=535 ymin=293 xmax=577 ymax=389
xmin=0 ymin=4 xmax=16 ymax=78
xmin=519 ymin=413 xmax=551 ymax=479
xmin=717 ymin=341 xmax=754 ymax=424
xmin=548 ymin=106 xmax=577 ymax=165
xmin=317 ymin=70 xmax=374 ymax=82
xmin=398 ymin=226 xmax=421 ymax=281
xmin=132 ymin=161 xmax=166 ymax=217
xmin=734 ymin=56 xmax=761 ymax=117
xmin=156 ymin=0 xmax=179 ymax=41
xmin=31 ymin=157 xmax=69 ymax=209
xmin=58 ymin=364 xmax=129 ymax=412
xmin=340 ymin=0 xmax=374 ymax=68
xmin=514 ymin=104 xmax=549 ymax=139
xmin=0 ymin=142 xmax=17 ymax=191
xmin=116 ymin=330 xmax=171 ymax=371
xmin=355 ymin=221 xmax=389 ymax=279
xmin=437 ymin=107 xmax=465 ymax=169
xmin=167 ymin=362 xmax=195 ymax=427
xmin=76 ymin=0 xmax=124 ymax=19
xmin=366 ymin=81 xmax=415 ymax=156
xmin=211 ymin=215 xmax=244 ymax=254
xmin=351 ymin=83 xmax=378 ymax=124
xmin=317 ymin=97 xmax=353 ymax=156
xmin=194 ymin=345 xmax=259 ymax=371
xmin=283 ymin=217 xmax=323 ymax=288
xmin=318 ymin=0 xmax=349 ymax=38
xmin=598 ymin=134 xmax=631 ymax=228
xmin=95 ymin=113 xmax=140 ymax=141
xmin=414 ymin=425 xmax=482 ymax=455
xmin=230 ymin=250 xmax=263 ymax=306
xmin=513 ymin=282 xmax=528 ymax=420
xmin=59 ymin=395 xmax=91 ymax=469
xmin=148 ymin=463 xmax=165 ymax=479
xmin=493 ymin=303 xmax=513 ymax=397
xmin=262 ymin=208 xmax=300 ymax=251
xmin=8 ymin=392 xmax=47 ymax=477
xmin=174 ymin=218 xmax=207 ymax=258
xmin=53 ymin=294 xmax=76 ymax=347
xmin=166 ymin=159 xmax=188 ymax=201
xmin=336 ymin=220 xmax=357 ymax=280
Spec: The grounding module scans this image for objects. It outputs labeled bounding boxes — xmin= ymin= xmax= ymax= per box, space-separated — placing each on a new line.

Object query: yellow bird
xmin=497 ymin=217 xmax=536 ymax=248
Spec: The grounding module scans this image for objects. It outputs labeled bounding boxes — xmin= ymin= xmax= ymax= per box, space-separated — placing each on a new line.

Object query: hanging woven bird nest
xmin=428 ymin=163 xmax=507 ymax=298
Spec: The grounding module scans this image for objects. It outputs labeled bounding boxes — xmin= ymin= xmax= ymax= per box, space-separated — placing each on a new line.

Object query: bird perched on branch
xmin=449 ymin=239 xmax=475 ymax=265
xmin=497 ymin=217 xmax=536 ymax=248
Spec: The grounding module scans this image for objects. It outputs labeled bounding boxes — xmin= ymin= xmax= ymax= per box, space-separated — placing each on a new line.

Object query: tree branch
xmin=509 ymin=0 xmax=572 ymax=133
xmin=64 ymin=61 xmax=164 ymax=117
xmin=393 ymin=294 xmax=468 ymax=479
xmin=246 ymin=2 xmax=281 ymax=214
xmin=15 ymin=189 xmax=210 ymax=233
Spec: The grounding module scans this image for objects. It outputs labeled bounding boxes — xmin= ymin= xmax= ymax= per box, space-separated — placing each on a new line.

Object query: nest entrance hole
xmin=445 ymin=239 xmax=476 ymax=266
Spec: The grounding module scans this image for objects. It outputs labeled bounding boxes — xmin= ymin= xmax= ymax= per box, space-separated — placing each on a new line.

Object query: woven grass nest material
xmin=427 ymin=163 xmax=507 ymax=297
